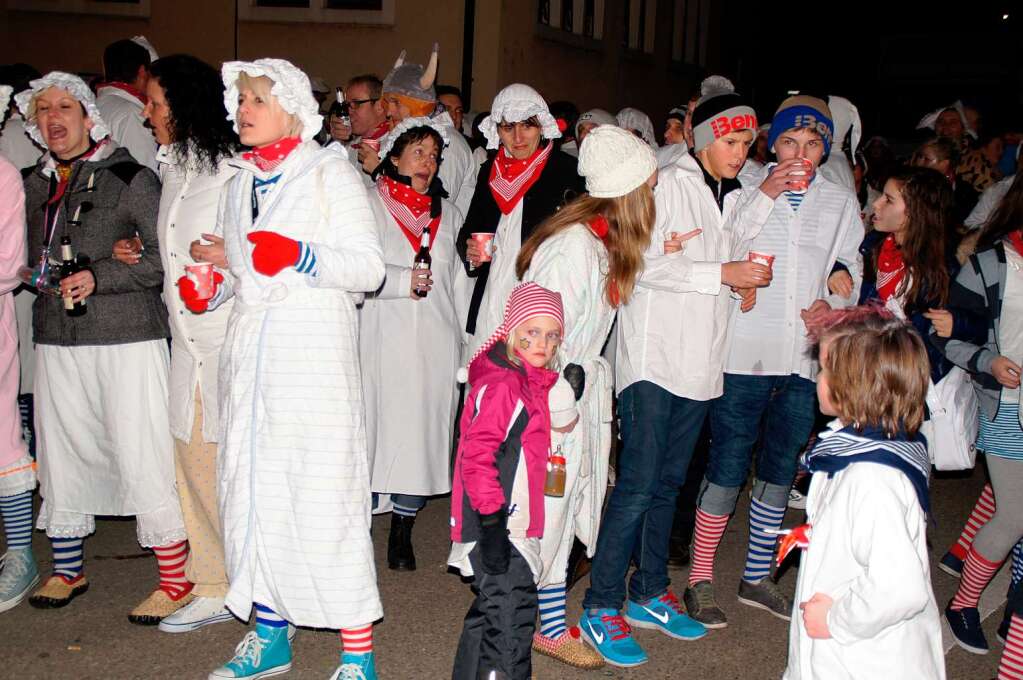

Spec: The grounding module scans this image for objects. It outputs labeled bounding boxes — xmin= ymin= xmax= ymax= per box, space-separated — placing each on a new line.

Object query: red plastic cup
xmin=749 ymin=251 xmax=775 ymax=269
xmin=185 ymin=263 xmax=215 ymax=300
xmin=470 ymin=232 xmax=495 ymax=263
xmin=788 ymin=157 xmax=812 ymax=193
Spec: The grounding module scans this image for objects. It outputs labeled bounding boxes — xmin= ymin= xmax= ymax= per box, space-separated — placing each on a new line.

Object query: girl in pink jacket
xmin=449 ymin=281 xmax=564 ymax=680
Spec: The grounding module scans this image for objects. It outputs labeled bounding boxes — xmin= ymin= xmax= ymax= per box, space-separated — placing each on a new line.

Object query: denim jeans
xmin=583 ymin=381 xmax=709 ymax=610
xmin=699 ymin=373 xmax=817 ymax=515
xmin=372 ymin=493 xmax=428 ymax=511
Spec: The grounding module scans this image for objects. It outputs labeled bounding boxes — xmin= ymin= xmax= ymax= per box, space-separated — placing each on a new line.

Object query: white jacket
xmin=615 ymin=151 xmax=773 ymax=400
xmin=157 ymin=145 xmax=237 ymax=443
xmin=724 ymin=170 xmax=863 ymax=380
xmin=819 ymin=151 xmax=856 ymax=193
xmin=784 ymin=462 xmax=945 ymax=680
xmin=434 ymin=112 xmax=477 ymax=219
xmin=216 ymin=141 xmax=384 ymax=629
xmin=361 ymin=191 xmax=462 ymax=497
xmin=95 ymin=86 xmax=158 ymax=171
xmin=0 ymin=113 xmax=42 ymax=170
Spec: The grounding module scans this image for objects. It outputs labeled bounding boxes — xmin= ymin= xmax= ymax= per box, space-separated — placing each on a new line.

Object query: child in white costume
xmin=783 ymin=307 xmax=945 ymax=680
xmin=185 ymin=59 xmax=385 ymax=680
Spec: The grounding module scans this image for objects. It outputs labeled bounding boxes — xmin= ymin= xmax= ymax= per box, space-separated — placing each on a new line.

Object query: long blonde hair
xmin=515 ymin=185 xmax=655 ymax=307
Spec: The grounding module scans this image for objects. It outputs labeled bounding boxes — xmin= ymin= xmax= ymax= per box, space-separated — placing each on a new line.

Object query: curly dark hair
xmin=149 ymin=54 xmax=239 ymax=173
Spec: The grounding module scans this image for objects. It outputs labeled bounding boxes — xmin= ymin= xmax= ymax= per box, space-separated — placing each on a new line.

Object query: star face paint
xmin=510 ymin=315 xmax=562 ymax=368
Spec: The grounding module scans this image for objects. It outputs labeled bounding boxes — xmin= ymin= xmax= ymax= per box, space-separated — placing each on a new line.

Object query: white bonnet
xmin=221 ymin=58 xmax=323 ymax=143
xmin=616 ymin=107 xmax=659 ymax=149
xmin=479 ymin=83 xmax=561 ymax=151
xmin=0 ymin=86 xmax=11 ymax=121
xmin=14 ymin=71 xmax=110 ymax=147
xmin=378 ymin=116 xmax=450 ymax=159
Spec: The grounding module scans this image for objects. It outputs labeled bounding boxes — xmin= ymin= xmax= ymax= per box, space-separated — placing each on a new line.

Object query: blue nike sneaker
xmin=579 ymin=608 xmax=648 ymax=667
xmin=625 ymin=589 xmax=707 ymax=641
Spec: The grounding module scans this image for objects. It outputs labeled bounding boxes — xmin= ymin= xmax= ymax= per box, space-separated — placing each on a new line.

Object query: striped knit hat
xmin=457 ymin=282 xmax=564 ymax=383
xmin=767 ymin=95 xmax=834 ymax=156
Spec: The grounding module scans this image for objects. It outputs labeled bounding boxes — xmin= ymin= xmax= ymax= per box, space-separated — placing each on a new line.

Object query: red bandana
xmin=352 ymin=120 xmax=392 ymax=150
xmin=243 ymin=136 xmax=302 ymax=172
xmin=876 ymin=234 xmax=906 ymax=301
xmin=98 ymin=81 xmax=148 ymax=105
xmin=1007 ymin=230 xmax=1023 ymax=259
xmin=489 ymin=143 xmax=552 ymax=215
xmin=377 ymin=176 xmax=440 ymax=252
xmin=48 ymin=140 xmax=104 ymax=206
xmin=587 ymin=215 xmax=620 ymax=307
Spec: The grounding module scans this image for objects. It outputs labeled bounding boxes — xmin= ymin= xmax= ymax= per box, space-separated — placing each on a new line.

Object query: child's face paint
xmin=512 ymin=315 xmax=562 ymax=368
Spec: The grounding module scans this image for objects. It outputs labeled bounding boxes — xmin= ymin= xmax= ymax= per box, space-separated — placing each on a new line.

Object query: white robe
xmin=470 ymin=201 xmax=524 ymax=353
xmin=361 ymin=191 xmax=462 ymax=498
xmin=783 ymin=463 xmax=945 ymax=680
xmin=521 ymin=223 xmax=615 ymax=586
xmin=216 ymin=142 xmax=385 ymax=628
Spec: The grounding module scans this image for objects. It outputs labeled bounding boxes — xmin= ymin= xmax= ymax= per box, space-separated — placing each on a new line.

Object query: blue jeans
xmin=699 ymin=373 xmax=817 ymax=514
xmin=372 ymin=493 xmax=427 ymax=511
xmin=583 ymin=381 xmax=709 ymax=611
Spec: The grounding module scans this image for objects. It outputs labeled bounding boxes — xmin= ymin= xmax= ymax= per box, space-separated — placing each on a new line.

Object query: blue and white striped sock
xmin=1011 ymin=539 xmax=1023 ymax=590
xmin=254 ymin=603 xmax=288 ymax=631
xmin=392 ymin=503 xmax=419 ymax=519
xmin=0 ymin=490 xmax=33 ymax=550
xmin=538 ymin=583 xmax=567 ymax=639
xmin=743 ymin=497 xmax=786 ymax=584
xmin=51 ymin=536 xmax=84 ymax=580
xmin=294 ymin=242 xmax=318 ymax=277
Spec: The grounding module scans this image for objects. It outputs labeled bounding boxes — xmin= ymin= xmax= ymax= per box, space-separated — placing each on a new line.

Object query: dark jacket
xmin=857 ymin=229 xmax=978 ymax=383
xmin=456 ymin=149 xmax=584 ymax=334
xmin=24 ymin=144 xmax=169 ymax=346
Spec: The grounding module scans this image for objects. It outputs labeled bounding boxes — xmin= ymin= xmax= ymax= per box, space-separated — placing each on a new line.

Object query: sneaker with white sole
xmin=209 ymin=628 xmax=292 ymax=679
xmin=624 ymin=590 xmax=707 ymax=641
xmin=578 ymin=608 xmax=648 ymax=667
xmin=787 ymin=489 xmax=807 ymax=510
xmin=737 ymin=578 xmax=792 ymax=621
xmin=328 ymin=652 xmax=377 ymax=680
xmin=159 ymin=595 xmax=235 ymax=633
xmin=0 ymin=547 xmax=39 ymax=613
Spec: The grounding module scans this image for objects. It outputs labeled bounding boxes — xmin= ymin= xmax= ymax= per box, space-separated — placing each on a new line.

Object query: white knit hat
xmin=479 ymin=83 xmax=561 ymax=151
xmin=14 ymin=72 xmax=111 ymax=147
xmin=221 ymin=58 xmax=323 ymax=143
xmin=578 ymin=125 xmax=657 ymax=198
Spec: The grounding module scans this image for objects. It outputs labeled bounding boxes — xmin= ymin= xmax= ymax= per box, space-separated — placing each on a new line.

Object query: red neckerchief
xmin=876 ymin=234 xmax=906 ymax=301
xmin=587 ymin=215 xmax=621 ymax=307
xmin=47 ymin=140 xmax=103 ymax=207
xmin=377 ymin=176 xmax=440 ymax=252
xmin=242 ymin=136 xmax=302 ymax=172
xmin=352 ymin=120 xmax=391 ymax=150
xmin=97 ymin=81 xmax=148 ymax=105
xmin=489 ymin=143 xmax=552 ymax=215
xmin=1007 ymin=230 xmax=1023 ymax=259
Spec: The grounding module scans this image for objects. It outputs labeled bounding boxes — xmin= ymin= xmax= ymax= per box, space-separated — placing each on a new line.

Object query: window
xmin=537 ymin=0 xmax=604 ymax=41
xmin=538 ymin=0 xmax=551 ymax=25
xmin=561 ymin=0 xmax=574 ymax=33
xmin=672 ymin=0 xmax=707 ymax=65
xmin=8 ymin=0 xmax=150 ymax=17
xmin=624 ymin=0 xmax=654 ymax=53
xmin=582 ymin=0 xmax=596 ymax=37
xmin=239 ymin=0 xmax=394 ymax=24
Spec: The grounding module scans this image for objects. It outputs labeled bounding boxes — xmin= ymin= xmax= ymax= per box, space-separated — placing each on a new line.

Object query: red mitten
xmin=248 ymin=230 xmax=300 ymax=277
xmin=177 ymin=271 xmax=224 ymax=314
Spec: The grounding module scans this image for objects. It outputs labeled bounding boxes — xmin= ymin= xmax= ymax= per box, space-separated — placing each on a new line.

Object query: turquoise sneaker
xmin=0 ymin=547 xmax=39 ymax=613
xmin=625 ymin=589 xmax=707 ymax=641
xmin=209 ymin=627 xmax=293 ymax=679
xmin=579 ymin=608 xmax=648 ymax=667
xmin=329 ymin=652 xmax=376 ymax=680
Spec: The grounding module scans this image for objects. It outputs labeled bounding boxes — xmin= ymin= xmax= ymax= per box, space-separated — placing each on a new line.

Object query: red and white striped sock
xmin=999 ymin=613 xmax=1023 ymax=680
xmin=951 ymin=483 xmax=996 ymax=561
xmin=950 ymin=547 xmax=1002 ymax=610
xmin=341 ymin=624 xmax=373 ymax=655
xmin=688 ymin=509 xmax=730 ymax=587
xmin=153 ymin=540 xmax=193 ymax=600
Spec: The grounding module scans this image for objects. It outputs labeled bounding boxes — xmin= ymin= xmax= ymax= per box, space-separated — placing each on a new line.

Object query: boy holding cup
xmin=684 ymin=95 xmax=865 ymax=628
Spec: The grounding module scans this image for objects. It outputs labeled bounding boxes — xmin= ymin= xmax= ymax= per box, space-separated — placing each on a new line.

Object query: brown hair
xmin=515 ymin=186 xmax=655 ymax=307
xmin=868 ymin=166 xmax=952 ymax=310
xmin=816 ymin=307 xmax=930 ymax=437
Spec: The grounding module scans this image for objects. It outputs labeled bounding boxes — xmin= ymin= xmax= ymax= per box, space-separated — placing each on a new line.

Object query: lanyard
xmin=42 ymin=164 xmax=85 ymax=251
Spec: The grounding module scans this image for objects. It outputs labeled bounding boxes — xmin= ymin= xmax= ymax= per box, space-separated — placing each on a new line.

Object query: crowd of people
xmin=0 ymin=34 xmax=1021 ymax=680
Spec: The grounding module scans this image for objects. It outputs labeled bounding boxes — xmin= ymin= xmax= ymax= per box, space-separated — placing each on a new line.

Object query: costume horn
xmin=420 ymin=43 xmax=438 ymax=91
xmin=393 ymin=50 xmax=406 ymax=69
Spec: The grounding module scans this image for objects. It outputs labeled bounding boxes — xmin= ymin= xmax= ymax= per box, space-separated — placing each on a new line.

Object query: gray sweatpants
xmin=974 ymin=454 xmax=1023 ymax=561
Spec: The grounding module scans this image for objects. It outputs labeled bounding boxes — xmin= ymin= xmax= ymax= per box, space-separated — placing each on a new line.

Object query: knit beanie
xmin=767 ymin=95 xmax=834 ymax=156
xmin=575 ymin=108 xmax=617 ymax=139
xmin=457 ymin=282 xmax=565 ymax=383
xmin=666 ymin=107 xmax=686 ymax=125
xmin=579 ymin=125 xmax=657 ymax=198
xmin=382 ymin=44 xmax=438 ymax=104
xmin=690 ymin=79 xmax=757 ymax=153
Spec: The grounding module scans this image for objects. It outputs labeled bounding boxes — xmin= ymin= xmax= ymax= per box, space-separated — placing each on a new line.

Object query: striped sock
xmin=153 ymin=540 xmax=192 ymax=600
xmin=743 ymin=497 xmax=786 ymax=584
xmin=951 ymin=483 xmax=996 ymax=561
xmin=537 ymin=583 xmax=567 ymax=639
xmin=689 ymin=509 xmax=729 ymax=586
xmin=392 ymin=503 xmax=418 ymax=519
xmin=1011 ymin=539 xmax=1023 ymax=590
xmin=254 ymin=603 xmax=288 ymax=630
xmin=51 ymin=536 xmax=84 ymax=580
xmin=951 ymin=547 xmax=1003 ymax=610
xmin=1 ymin=490 xmax=33 ymax=550
xmin=341 ymin=624 xmax=373 ymax=654
xmin=1000 ymin=613 xmax=1023 ymax=680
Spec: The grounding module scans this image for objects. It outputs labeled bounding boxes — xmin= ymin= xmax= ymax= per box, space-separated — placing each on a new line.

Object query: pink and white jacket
xmin=450 ymin=344 xmax=558 ymax=542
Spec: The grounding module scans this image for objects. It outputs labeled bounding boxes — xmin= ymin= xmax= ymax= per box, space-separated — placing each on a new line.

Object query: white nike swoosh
xmin=587 ymin=621 xmax=605 ymax=644
xmin=642 ymin=605 xmax=670 ymax=624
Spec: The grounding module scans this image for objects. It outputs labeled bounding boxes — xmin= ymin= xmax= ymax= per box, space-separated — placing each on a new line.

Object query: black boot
xmin=387 ymin=513 xmax=417 ymax=571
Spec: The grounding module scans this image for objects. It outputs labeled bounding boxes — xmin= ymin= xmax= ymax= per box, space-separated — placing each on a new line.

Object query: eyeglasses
xmin=348 ymin=98 xmax=379 ymax=107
